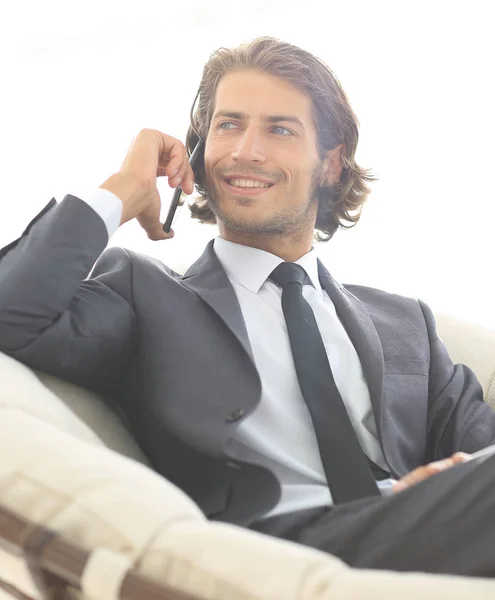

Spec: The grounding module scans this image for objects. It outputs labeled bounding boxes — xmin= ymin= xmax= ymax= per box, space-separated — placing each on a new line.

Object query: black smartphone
xmin=162 ymin=140 xmax=204 ymax=233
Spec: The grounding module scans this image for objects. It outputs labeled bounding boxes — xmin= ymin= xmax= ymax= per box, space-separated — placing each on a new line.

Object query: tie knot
xmin=269 ymin=262 xmax=307 ymax=288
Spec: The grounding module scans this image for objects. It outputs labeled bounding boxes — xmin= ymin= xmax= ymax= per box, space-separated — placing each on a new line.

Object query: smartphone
xmin=469 ymin=443 xmax=495 ymax=465
xmin=162 ymin=140 xmax=204 ymax=233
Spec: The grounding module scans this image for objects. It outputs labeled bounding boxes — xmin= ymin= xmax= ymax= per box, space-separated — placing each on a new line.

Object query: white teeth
xmin=228 ymin=178 xmax=271 ymax=189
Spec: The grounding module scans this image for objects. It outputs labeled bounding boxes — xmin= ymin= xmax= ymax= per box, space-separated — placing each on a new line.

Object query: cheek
xmin=204 ymin=146 xmax=224 ymax=179
xmin=288 ymin=169 xmax=309 ymax=187
xmin=202 ymin=156 xmax=218 ymax=188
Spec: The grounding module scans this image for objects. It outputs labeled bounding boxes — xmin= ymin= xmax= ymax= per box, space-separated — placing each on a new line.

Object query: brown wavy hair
xmin=186 ymin=36 xmax=377 ymax=242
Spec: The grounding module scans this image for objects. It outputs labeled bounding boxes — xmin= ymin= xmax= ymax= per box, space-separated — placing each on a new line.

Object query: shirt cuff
xmin=377 ymin=478 xmax=398 ymax=496
xmin=76 ymin=188 xmax=123 ymax=239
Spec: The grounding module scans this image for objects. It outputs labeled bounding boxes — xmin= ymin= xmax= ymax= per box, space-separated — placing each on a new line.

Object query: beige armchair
xmin=0 ymin=312 xmax=494 ymax=599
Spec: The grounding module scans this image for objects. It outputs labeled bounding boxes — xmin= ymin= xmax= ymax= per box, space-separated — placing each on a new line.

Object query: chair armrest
xmin=435 ymin=314 xmax=495 ymax=408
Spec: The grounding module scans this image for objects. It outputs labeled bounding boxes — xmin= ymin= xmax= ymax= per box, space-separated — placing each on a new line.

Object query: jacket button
xmin=225 ymin=408 xmax=244 ymax=422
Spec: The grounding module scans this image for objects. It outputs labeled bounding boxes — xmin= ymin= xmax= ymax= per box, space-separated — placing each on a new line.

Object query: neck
xmin=217 ymin=226 xmax=314 ymax=262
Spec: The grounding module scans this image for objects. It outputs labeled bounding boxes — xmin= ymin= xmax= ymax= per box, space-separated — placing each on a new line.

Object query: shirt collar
xmin=213 ymin=237 xmax=324 ymax=298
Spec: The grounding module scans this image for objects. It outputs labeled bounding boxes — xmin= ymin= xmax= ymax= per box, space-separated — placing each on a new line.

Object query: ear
xmin=321 ymin=144 xmax=345 ymax=186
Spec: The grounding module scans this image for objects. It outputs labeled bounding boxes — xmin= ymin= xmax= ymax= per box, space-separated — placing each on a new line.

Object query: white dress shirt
xmin=77 ymin=189 xmax=396 ymax=517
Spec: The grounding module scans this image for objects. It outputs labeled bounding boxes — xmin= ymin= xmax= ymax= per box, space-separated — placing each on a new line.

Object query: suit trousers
xmin=248 ymin=453 xmax=495 ymax=577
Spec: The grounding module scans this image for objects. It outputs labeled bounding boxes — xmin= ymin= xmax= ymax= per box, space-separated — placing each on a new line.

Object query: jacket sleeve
xmin=421 ymin=299 xmax=495 ymax=461
xmin=0 ymin=194 xmax=137 ymax=394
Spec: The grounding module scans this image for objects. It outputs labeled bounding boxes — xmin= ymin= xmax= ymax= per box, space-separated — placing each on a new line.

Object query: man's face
xmin=204 ymin=69 xmax=328 ymax=237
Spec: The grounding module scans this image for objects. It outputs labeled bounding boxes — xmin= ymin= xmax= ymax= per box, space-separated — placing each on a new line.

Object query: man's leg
xmin=250 ymin=454 xmax=495 ymax=577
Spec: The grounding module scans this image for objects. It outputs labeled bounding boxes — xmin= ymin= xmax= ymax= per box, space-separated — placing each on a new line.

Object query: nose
xmin=230 ymin=126 xmax=266 ymax=163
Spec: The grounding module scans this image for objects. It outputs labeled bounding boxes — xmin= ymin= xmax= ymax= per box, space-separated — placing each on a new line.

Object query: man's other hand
xmin=392 ymin=452 xmax=473 ymax=493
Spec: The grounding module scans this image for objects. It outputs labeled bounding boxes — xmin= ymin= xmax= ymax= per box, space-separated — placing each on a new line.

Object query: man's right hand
xmin=99 ymin=129 xmax=195 ymax=241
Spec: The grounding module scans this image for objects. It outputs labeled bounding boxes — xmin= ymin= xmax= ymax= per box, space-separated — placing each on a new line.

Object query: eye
xmin=218 ymin=121 xmax=238 ymax=130
xmin=272 ymin=126 xmax=293 ymax=136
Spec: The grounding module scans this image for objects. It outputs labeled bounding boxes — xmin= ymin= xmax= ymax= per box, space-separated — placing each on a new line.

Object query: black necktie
xmin=270 ymin=262 xmax=380 ymax=504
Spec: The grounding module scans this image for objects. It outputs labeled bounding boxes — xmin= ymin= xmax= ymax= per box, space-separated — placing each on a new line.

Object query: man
xmin=1 ymin=36 xmax=495 ymax=577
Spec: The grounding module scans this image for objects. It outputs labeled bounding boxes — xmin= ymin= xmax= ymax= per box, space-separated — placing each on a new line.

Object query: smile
xmin=223 ymin=178 xmax=275 ymax=195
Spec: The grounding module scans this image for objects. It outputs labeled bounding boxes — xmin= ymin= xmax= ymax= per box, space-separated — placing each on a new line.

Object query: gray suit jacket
xmin=1 ymin=195 xmax=494 ymax=526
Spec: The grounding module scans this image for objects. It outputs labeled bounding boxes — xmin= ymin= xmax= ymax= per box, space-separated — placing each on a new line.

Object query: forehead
xmin=213 ymin=69 xmax=314 ymax=125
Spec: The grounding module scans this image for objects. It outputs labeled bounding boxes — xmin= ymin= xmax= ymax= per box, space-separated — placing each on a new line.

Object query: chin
xmin=209 ymin=189 xmax=290 ymax=235
xmin=219 ymin=211 xmax=289 ymax=236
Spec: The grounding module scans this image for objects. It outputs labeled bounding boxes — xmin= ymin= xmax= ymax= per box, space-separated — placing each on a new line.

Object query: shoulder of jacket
xmin=100 ymin=246 xmax=182 ymax=279
xmin=343 ymin=282 xmax=421 ymax=310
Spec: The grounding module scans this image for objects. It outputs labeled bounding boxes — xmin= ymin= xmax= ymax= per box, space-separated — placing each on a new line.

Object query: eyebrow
xmin=212 ymin=110 xmax=305 ymax=130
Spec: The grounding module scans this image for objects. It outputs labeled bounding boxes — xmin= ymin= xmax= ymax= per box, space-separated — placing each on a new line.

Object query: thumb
xmin=137 ymin=206 xmax=173 ymax=241
xmin=148 ymin=220 xmax=174 ymax=241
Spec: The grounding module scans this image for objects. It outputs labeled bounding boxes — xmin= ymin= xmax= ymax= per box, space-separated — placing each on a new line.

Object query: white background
xmin=1 ymin=0 xmax=494 ymax=327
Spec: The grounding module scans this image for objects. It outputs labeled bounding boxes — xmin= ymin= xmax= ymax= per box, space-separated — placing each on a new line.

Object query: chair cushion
xmin=1 ymin=409 xmax=494 ymax=600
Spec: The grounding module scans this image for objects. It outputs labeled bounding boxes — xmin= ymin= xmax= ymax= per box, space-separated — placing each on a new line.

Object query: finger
xmin=182 ymin=164 xmax=195 ymax=195
xmin=138 ymin=215 xmax=171 ymax=241
xmin=156 ymin=165 xmax=186 ymax=186
xmin=143 ymin=219 xmax=174 ymax=241
xmin=156 ymin=136 xmax=195 ymax=194
xmin=392 ymin=481 xmax=408 ymax=493
xmin=162 ymin=227 xmax=175 ymax=240
xmin=403 ymin=465 xmax=432 ymax=486
xmin=393 ymin=460 xmax=453 ymax=492
xmin=157 ymin=135 xmax=186 ymax=178
xmin=124 ymin=129 xmax=165 ymax=178
xmin=170 ymin=161 xmax=195 ymax=194
xmin=392 ymin=466 xmax=428 ymax=492
xmin=168 ymin=158 xmax=189 ymax=189
xmin=136 ymin=204 xmax=172 ymax=241
xmin=168 ymin=166 xmax=195 ymax=194
xmin=452 ymin=452 xmax=472 ymax=464
xmin=164 ymin=153 xmax=185 ymax=183
xmin=425 ymin=458 xmax=455 ymax=473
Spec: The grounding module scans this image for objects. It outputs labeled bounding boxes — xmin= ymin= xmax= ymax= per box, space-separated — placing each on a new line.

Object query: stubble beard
xmin=204 ymin=166 xmax=323 ymax=239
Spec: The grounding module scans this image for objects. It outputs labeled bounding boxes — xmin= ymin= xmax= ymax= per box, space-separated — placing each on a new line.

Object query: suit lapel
xmin=181 ymin=240 xmax=255 ymax=364
xmin=317 ymin=260 xmax=385 ymax=443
